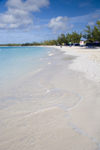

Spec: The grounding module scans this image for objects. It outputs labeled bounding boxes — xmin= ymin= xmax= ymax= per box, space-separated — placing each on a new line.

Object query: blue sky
xmin=0 ymin=0 xmax=100 ymax=44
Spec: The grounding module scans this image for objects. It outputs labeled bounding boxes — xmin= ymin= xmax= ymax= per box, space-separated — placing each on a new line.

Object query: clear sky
xmin=0 ymin=0 xmax=100 ymax=43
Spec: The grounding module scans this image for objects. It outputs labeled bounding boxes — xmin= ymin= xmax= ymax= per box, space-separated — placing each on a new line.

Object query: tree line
xmin=0 ymin=20 xmax=100 ymax=46
xmin=42 ymin=20 xmax=100 ymax=45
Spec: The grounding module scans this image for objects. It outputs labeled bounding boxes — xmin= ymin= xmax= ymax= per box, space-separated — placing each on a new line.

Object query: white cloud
xmin=0 ymin=0 xmax=49 ymax=29
xmin=48 ymin=16 xmax=69 ymax=32
xmin=0 ymin=24 xmax=6 ymax=28
xmin=6 ymin=0 xmax=49 ymax=12
xmin=70 ymin=10 xmax=100 ymax=24
xmin=88 ymin=22 xmax=95 ymax=26
xmin=48 ymin=10 xmax=100 ymax=33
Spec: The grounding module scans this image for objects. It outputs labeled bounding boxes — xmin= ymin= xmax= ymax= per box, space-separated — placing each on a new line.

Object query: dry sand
xmin=56 ymin=46 xmax=100 ymax=82
xmin=0 ymin=46 xmax=100 ymax=150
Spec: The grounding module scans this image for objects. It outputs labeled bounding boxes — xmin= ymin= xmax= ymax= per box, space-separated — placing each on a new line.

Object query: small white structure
xmin=80 ymin=41 xmax=85 ymax=46
xmin=80 ymin=37 xmax=85 ymax=46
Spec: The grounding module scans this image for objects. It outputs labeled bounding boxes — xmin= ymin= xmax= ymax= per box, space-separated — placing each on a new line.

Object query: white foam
xmin=48 ymin=62 xmax=51 ymax=65
xmin=48 ymin=53 xmax=54 ymax=56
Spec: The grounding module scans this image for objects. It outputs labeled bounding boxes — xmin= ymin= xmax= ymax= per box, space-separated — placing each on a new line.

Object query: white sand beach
xmin=0 ymin=46 xmax=100 ymax=150
xmin=57 ymin=46 xmax=100 ymax=82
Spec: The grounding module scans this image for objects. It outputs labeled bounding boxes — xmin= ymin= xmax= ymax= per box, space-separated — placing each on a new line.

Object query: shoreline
xmin=51 ymin=46 xmax=100 ymax=83
xmin=0 ymin=46 xmax=100 ymax=150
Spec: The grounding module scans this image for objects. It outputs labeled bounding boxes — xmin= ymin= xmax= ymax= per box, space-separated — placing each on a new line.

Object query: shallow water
xmin=0 ymin=47 xmax=100 ymax=150
xmin=0 ymin=46 xmax=52 ymax=97
xmin=0 ymin=46 xmax=50 ymax=88
xmin=0 ymin=47 xmax=81 ymax=112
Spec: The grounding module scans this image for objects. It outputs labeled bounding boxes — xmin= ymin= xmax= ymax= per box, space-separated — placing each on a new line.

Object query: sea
xmin=0 ymin=46 xmax=81 ymax=112
xmin=0 ymin=46 xmax=51 ymax=109
xmin=0 ymin=46 xmax=50 ymax=85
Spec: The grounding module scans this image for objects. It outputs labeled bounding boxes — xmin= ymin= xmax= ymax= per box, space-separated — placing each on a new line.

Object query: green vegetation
xmin=66 ymin=32 xmax=82 ymax=44
xmin=42 ymin=40 xmax=57 ymax=45
xmin=83 ymin=20 xmax=100 ymax=43
xmin=0 ymin=20 xmax=100 ymax=46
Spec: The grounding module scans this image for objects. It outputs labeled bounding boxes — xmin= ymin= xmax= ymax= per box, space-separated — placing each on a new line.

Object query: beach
xmin=0 ymin=46 xmax=100 ymax=150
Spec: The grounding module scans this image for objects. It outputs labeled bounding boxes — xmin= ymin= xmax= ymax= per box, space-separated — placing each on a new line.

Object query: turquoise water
xmin=0 ymin=46 xmax=50 ymax=89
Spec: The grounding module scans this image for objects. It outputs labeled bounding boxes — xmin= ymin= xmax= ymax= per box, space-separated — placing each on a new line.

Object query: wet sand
xmin=0 ymin=47 xmax=100 ymax=150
